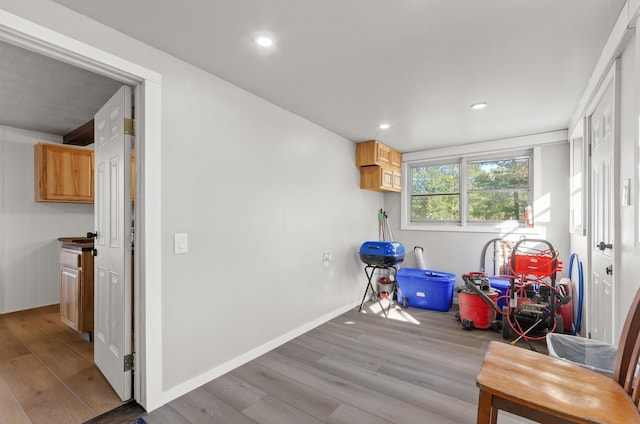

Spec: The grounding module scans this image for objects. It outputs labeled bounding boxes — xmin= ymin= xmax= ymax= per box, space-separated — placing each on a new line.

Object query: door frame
xmin=0 ymin=10 xmax=163 ymax=410
xmin=584 ymin=60 xmax=621 ymax=342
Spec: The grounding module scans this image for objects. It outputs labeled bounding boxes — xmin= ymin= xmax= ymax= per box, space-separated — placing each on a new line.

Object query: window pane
xmin=411 ymin=194 xmax=459 ymax=220
xmin=412 ymin=164 xmax=459 ymax=194
xmin=468 ymin=158 xmax=529 ymax=190
xmin=468 ymin=191 xmax=529 ymax=221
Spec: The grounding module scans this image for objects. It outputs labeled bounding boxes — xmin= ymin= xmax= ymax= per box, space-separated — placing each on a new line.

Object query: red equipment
xmin=458 ymin=272 xmax=502 ymax=330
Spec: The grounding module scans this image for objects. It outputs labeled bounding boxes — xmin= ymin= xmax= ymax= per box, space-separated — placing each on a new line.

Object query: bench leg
xmin=478 ymin=389 xmax=497 ymax=424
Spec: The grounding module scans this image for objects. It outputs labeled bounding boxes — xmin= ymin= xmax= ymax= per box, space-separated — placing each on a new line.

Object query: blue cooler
xmin=396 ymin=268 xmax=456 ymax=311
xmin=359 ymin=241 xmax=405 ymax=267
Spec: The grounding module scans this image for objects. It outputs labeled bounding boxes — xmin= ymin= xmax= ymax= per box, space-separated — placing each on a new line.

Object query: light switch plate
xmin=174 ymin=233 xmax=188 ymax=254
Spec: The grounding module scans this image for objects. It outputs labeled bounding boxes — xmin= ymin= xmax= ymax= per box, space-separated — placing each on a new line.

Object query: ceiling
xmin=0 ymin=40 xmax=121 ymax=136
xmin=2 ymin=1 xmax=627 ymax=152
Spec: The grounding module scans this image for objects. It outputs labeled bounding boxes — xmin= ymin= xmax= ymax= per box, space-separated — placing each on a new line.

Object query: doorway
xmin=0 ymin=7 xmax=163 ymax=411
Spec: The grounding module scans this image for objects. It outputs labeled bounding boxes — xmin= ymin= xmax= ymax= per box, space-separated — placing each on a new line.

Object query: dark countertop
xmin=58 ymin=237 xmax=94 ymax=251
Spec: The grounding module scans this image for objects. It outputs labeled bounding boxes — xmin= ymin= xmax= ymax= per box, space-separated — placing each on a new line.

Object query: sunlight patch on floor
xmin=359 ymin=302 xmax=421 ymax=324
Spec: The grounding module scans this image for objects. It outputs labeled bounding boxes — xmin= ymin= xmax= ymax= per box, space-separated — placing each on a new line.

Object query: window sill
xmin=400 ymin=223 xmax=542 ymax=235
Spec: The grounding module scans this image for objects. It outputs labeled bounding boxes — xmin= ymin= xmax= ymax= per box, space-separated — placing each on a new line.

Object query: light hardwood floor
xmin=141 ymin=302 xmax=544 ymax=424
xmin=0 ymin=305 xmax=125 ymax=424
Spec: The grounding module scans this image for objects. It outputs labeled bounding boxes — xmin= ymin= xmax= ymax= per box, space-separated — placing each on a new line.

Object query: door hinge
xmin=124 ymin=118 xmax=135 ymax=136
xmin=124 ymin=353 xmax=135 ymax=371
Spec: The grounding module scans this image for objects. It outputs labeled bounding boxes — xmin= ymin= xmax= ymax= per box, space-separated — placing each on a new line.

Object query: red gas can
xmin=458 ymin=289 xmax=500 ymax=329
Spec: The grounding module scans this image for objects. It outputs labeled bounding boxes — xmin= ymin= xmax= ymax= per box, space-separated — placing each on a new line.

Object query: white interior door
xmin=94 ymin=86 xmax=133 ymax=400
xmin=589 ymin=79 xmax=615 ymax=344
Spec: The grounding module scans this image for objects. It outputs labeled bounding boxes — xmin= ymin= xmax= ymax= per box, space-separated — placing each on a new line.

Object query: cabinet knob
xmin=86 ymin=231 xmax=98 ymax=239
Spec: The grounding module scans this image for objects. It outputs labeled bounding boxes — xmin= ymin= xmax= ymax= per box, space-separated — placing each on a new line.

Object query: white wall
xmin=616 ymin=30 xmax=640 ymax=330
xmin=385 ymin=139 xmax=570 ymax=289
xmin=0 ymin=0 xmax=383 ymax=407
xmin=0 ymin=126 xmax=94 ymax=313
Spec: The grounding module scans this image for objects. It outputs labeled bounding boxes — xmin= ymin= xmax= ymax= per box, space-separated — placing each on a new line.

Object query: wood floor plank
xmin=169 ymin=386 xmax=258 ymax=424
xmin=201 ymin=373 xmax=266 ymax=411
xmin=2 ymin=312 xmax=68 ymax=346
xmin=138 ymin=404 xmax=191 ymax=424
xmin=0 ymin=374 xmax=31 ymax=424
xmin=0 ymin=322 xmax=30 ymax=363
xmin=271 ymin=340 xmax=324 ymax=366
xmin=27 ymin=337 xmax=124 ymax=415
xmin=242 ymin=395 xmax=323 ymax=424
xmin=294 ymin=334 xmax=385 ymax=371
xmin=376 ymin=358 xmax=480 ymax=403
xmin=325 ymin=403 xmax=393 ymax=424
xmin=65 ymin=367 xmax=125 ymax=415
xmin=231 ymin=360 xmax=341 ymax=421
xmin=313 ymin=354 xmax=478 ymax=423
xmin=26 ymin=337 xmax=93 ymax=379
xmin=256 ymin=352 xmax=462 ymax=424
xmin=0 ymin=354 xmax=94 ymax=424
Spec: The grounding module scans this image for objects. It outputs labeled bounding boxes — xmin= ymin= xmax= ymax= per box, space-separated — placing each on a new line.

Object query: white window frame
xmin=400 ymin=131 xmax=567 ymax=234
xmin=406 ymin=150 xmax=533 ymax=228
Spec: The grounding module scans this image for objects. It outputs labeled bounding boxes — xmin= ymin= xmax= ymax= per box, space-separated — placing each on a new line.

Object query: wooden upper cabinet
xmin=356 ymin=140 xmax=401 ymax=170
xmin=356 ymin=140 xmax=402 ymax=192
xmin=34 ymin=142 xmax=94 ymax=203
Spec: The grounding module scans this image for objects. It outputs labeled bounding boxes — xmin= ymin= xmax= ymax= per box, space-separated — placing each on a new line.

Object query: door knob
xmin=87 ymin=231 xmax=98 ymax=239
xmin=597 ymin=241 xmax=612 ymax=251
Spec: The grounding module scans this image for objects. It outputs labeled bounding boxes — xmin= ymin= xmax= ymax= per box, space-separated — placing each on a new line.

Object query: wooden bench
xmin=476 ymin=288 xmax=640 ymax=423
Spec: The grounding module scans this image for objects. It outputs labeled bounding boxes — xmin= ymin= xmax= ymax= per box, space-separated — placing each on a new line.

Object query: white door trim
xmin=0 ymin=8 xmax=163 ymax=411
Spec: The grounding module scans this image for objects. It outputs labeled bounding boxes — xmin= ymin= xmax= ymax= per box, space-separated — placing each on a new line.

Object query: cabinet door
xmin=390 ymin=151 xmax=402 ymax=169
xmin=381 ymin=167 xmax=394 ymax=190
xmin=376 ymin=143 xmax=392 ymax=167
xmin=392 ymin=170 xmax=402 ymax=191
xmin=60 ymin=265 xmax=80 ymax=330
xmin=34 ymin=142 xmax=94 ymax=203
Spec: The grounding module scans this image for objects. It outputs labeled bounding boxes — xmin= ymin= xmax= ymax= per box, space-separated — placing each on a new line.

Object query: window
xmin=408 ymin=150 xmax=532 ymax=227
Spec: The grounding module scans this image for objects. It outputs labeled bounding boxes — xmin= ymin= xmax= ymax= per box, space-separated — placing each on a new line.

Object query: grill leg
xmin=358 ymin=266 xmax=376 ymax=312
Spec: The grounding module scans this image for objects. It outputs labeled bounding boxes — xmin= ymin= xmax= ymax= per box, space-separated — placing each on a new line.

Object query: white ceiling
xmin=0 ymin=40 xmax=121 ymax=136
xmin=3 ymin=1 xmax=627 ymax=151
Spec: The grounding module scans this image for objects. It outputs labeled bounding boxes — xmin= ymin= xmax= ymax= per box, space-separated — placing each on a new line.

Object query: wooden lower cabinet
xmin=360 ymin=165 xmax=402 ymax=192
xmin=59 ymin=247 xmax=94 ymax=335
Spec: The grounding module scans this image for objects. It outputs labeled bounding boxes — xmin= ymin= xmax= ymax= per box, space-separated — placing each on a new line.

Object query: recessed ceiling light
xmin=255 ymin=36 xmax=273 ymax=47
xmin=471 ymin=102 xmax=488 ymax=110
xmin=378 ymin=123 xmax=390 ymax=129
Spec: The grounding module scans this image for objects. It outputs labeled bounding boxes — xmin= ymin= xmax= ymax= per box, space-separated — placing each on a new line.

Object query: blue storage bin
xmin=396 ymin=268 xmax=456 ymax=312
xmin=488 ymin=277 xmax=511 ymax=315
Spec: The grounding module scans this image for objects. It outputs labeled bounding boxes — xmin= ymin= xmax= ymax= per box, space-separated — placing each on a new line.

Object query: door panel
xmin=589 ymin=80 xmax=615 ymax=344
xmin=94 ymin=86 xmax=133 ymax=400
